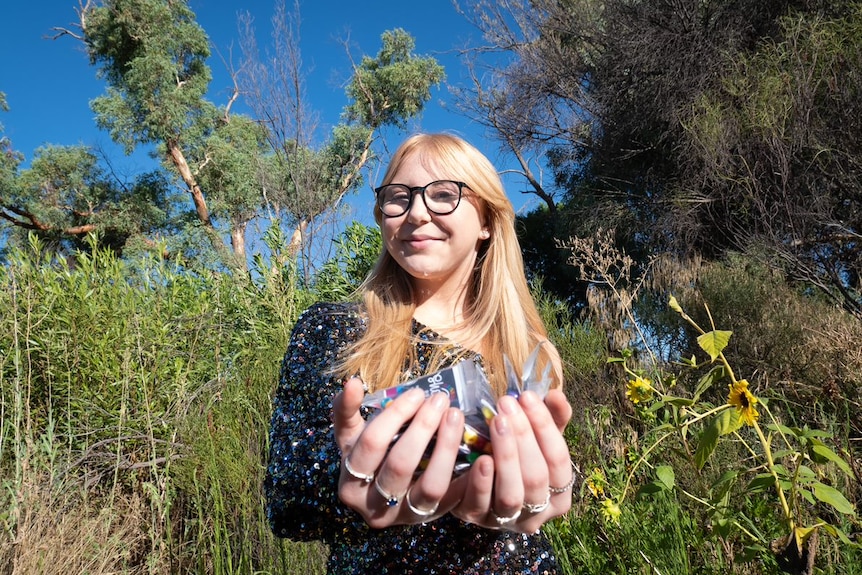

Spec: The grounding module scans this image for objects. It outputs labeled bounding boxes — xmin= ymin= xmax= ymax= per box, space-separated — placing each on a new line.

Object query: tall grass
xmin=0 ymin=235 xmax=326 ymax=573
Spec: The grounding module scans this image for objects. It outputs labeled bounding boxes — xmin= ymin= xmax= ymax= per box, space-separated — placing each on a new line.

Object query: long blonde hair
xmin=339 ymin=133 xmax=563 ymax=395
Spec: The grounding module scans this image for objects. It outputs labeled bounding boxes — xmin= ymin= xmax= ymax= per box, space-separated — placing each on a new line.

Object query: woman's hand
xmin=449 ymin=390 xmax=576 ymax=533
xmin=332 ymin=377 xmax=466 ymax=528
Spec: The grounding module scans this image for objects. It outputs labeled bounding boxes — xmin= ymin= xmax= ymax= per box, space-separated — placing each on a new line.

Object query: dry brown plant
xmin=1 ymin=477 xmax=151 ymax=575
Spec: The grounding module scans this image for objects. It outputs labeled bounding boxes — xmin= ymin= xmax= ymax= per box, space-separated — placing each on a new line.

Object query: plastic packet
xmin=362 ymin=358 xmax=497 ymax=474
xmin=361 ymin=343 xmax=551 ymax=475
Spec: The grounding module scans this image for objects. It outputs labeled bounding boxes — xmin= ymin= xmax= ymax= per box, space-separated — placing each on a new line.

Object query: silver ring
xmin=405 ymin=486 xmax=439 ymax=517
xmin=374 ymin=478 xmax=403 ymax=507
xmin=493 ymin=507 xmax=522 ymax=525
xmin=343 ymin=456 xmax=374 ymax=484
xmin=549 ymin=461 xmax=578 ymax=494
xmin=523 ymin=491 xmax=551 ymax=513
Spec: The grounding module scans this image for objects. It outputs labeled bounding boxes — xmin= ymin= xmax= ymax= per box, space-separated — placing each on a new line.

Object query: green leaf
xmin=656 ymin=465 xmax=675 ymax=490
xmin=746 ymin=473 xmax=776 ymax=493
xmin=636 ymin=481 xmax=664 ymax=498
xmin=696 ymin=330 xmax=732 ymax=361
xmin=810 ymin=443 xmax=853 ymax=476
xmin=795 ymin=465 xmax=816 ymax=482
xmin=712 ymin=470 xmax=739 ymax=490
xmin=606 ymin=356 xmax=625 ymax=364
xmin=664 ymin=396 xmax=695 ymax=407
xmin=812 ymin=482 xmax=856 ymax=516
xmin=767 ymin=422 xmax=796 ymax=436
xmin=716 ymin=406 xmax=744 ymax=436
xmin=669 ymin=294 xmax=683 ymax=313
xmin=821 ymin=523 xmax=858 ymax=547
xmin=692 ymin=365 xmax=726 ymax=401
xmin=695 ymin=417 xmax=720 ymax=469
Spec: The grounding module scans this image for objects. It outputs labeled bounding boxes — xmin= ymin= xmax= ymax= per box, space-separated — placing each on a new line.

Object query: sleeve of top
xmin=264 ymin=302 xmax=367 ymax=542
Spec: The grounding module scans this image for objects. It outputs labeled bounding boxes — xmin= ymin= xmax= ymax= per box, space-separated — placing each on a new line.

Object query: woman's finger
xmin=343 ymin=386 xmax=426 ymax=474
xmin=487 ymin=409 xmax=524 ymax=525
xmin=544 ymin=388 xmax=573 ymax=433
xmin=450 ymin=454 xmax=494 ymax=525
xmin=332 ymin=377 xmax=368 ymax=453
xmin=519 ymin=390 xmax=575 ymax=513
xmin=403 ymin=406 xmax=465 ymax=519
xmin=373 ymin=391 xmax=451 ymax=509
xmin=496 ymin=394 xmax=549 ymax=515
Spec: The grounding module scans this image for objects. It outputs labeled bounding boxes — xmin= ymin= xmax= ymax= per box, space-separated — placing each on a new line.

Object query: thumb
xmin=332 ymin=376 xmax=367 ymax=453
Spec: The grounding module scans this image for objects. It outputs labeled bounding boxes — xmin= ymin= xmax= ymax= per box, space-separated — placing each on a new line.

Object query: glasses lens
xmin=424 ymin=181 xmax=462 ymax=214
xmin=378 ymin=185 xmax=411 ymax=216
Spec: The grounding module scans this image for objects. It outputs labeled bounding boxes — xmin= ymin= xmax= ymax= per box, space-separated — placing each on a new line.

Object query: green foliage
xmin=85 ymin=0 xmax=215 ymax=151
xmin=531 ymin=280 xmax=608 ymax=390
xmin=681 ymin=3 xmax=862 ymax=313
xmin=3 ymin=145 xmax=178 ymax=256
xmin=680 ymin=254 xmax=862 ymax=437
xmin=196 ymin=115 xmax=269 ymax=226
xmin=0 ymin=233 xmax=317 ymax=572
xmin=313 ymin=221 xmax=382 ymax=302
xmin=517 ymin=206 xmax=588 ymax=308
xmin=344 ymin=28 xmax=445 ymax=129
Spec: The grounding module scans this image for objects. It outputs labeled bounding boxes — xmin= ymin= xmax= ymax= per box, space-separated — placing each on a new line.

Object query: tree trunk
xmin=230 ymin=222 xmax=247 ymax=271
xmin=287 ymin=218 xmax=308 ymax=256
xmin=167 ymin=141 xmax=211 ymax=225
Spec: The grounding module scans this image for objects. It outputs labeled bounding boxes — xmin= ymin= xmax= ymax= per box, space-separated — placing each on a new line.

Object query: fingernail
xmin=498 ymin=395 xmax=518 ymax=415
xmin=431 ymin=391 xmax=449 ymax=409
xmin=494 ymin=414 xmax=509 ymax=435
xmin=405 ymin=388 xmax=425 ymax=404
xmin=519 ymin=390 xmax=539 ymax=406
xmin=447 ymin=407 xmax=463 ymax=424
xmin=479 ymin=457 xmax=494 ymax=477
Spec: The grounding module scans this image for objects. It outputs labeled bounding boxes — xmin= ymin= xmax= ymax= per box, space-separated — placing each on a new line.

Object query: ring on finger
xmin=406 ymin=485 xmax=439 ymax=517
xmin=523 ymin=491 xmax=551 ymax=514
xmin=549 ymin=461 xmax=579 ymax=494
xmin=493 ymin=507 xmax=522 ymax=526
xmin=343 ymin=456 xmax=375 ymax=484
xmin=374 ymin=478 xmax=404 ymax=507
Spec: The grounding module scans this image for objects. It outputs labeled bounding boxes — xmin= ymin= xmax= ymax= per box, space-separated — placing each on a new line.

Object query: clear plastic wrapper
xmin=361 ymin=343 xmax=551 ymax=475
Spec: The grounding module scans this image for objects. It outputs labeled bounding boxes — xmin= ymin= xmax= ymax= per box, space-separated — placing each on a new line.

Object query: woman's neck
xmin=411 ymin=282 xmax=487 ymax=354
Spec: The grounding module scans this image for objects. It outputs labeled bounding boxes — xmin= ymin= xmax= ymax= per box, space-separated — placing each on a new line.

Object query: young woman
xmin=265 ymin=133 xmax=575 ymax=574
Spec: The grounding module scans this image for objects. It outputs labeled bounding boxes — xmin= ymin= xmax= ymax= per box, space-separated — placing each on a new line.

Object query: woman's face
xmin=380 ymin=154 xmax=488 ymax=293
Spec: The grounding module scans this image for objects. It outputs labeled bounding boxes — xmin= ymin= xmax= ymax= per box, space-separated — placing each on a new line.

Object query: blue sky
xmin=1 ymin=1 xmax=539 ymax=210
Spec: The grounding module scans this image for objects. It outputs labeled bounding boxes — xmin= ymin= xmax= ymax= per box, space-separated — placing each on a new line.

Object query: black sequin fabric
xmin=265 ymin=302 xmax=560 ymax=574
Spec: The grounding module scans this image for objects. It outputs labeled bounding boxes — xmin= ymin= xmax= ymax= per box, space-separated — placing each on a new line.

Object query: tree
xmin=457 ymin=0 xmax=862 ymax=314
xmin=52 ymin=1 xmax=444 ymax=273
xmin=453 ymin=0 xmax=599 ymax=213
xmin=0 ymin=140 xmax=174 ymax=258
xmin=237 ymin=2 xmax=445 ymax=274
xmin=63 ymin=0 xmax=248 ymax=264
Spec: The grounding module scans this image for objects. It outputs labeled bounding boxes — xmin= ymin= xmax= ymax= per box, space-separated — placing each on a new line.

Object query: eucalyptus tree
xmin=0 ymin=122 xmax=174 ymax=258
xmin=58 ymin=0 xmax=443 ymax=272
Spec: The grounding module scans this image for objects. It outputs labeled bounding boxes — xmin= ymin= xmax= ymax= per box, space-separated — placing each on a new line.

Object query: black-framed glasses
xmin=374 ymin=180 xmax=468 ymax=217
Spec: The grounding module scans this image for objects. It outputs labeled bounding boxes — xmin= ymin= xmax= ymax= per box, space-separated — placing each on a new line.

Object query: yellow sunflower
xmin=626 ymin=375 xmax=654 ymax=404
xmin=728 ymin=379 xmax=759 ymax=426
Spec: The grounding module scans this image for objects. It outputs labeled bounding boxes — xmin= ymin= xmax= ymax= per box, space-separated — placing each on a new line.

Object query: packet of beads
xmin=361 ymin=357 xmax=496 ymax=474
xmin=361 ymin=343 xmax=553 ymax=475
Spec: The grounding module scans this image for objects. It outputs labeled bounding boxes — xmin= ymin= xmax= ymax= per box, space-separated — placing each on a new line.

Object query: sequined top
xmin=265 ymin=302 xmax=560 ymax=574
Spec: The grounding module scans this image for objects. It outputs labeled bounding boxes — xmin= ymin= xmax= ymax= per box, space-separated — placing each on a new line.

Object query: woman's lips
xmin=403 ymin=235 xmax=439 ymax=249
